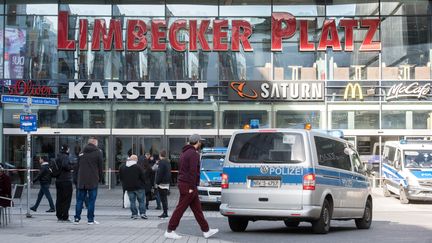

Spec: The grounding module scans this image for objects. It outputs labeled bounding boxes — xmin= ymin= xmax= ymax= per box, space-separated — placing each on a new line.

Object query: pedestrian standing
xmin=155 ymin=150 xmax=171 ymax=219
xmin=74 ymin=137 xmax=103 ymax=225
xmin=139 ymin=153 xmax=162 ymax=209
xmin=30 ymin=156 xmax=55 ymax=213
xmin=0 ymin=165 xmax=12 ymax=208
xmin=55 ymin=145 xmax=74 ymax=222
xmin=165 ymin=134 xmax=218 ymax=239
xmin=119 ymin=154 xmax=147 ymax=219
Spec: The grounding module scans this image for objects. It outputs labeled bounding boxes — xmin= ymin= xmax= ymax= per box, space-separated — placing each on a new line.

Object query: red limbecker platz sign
xmin=58 ymin=11 xmax=381 ymax=52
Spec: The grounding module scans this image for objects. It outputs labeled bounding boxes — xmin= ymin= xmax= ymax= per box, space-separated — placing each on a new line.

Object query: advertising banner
xmin=5 ymin=28 xmax=27 ymax=79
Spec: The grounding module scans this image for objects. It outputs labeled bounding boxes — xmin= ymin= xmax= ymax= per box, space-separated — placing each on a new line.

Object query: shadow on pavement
xmin=158 ymin=217 xmax=432 ymax=243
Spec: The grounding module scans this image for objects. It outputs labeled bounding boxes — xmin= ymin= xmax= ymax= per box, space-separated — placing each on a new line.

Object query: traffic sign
xmin=1 ymin=95 xmax=59 ymax=107
xmin=20 ymin=114 xmax=37 ymax=132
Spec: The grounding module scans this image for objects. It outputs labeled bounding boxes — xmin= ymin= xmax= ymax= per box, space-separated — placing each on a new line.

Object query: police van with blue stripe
xmin=198 ymin=147 xmax=227 ymax=204
xmin=382 ymin=140 xmax=432 ymax=204
xmin=220 ymin=128 xmax=372 ymax=234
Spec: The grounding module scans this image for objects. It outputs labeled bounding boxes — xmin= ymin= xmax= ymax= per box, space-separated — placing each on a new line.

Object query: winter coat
xmin=177 ymin=144 xmax=200 ymax=190
xmin=55 ymin=152 xmax=74 ymax=182
xmin=0 ymin=173 xmax=12 ymax=207
xmin=33 ymin=162 xmax=52 ymax=185
xmin=119 ymin=160 xmax=146 ymax=191
xmin=76 ymin=143 xmax=103 ymax=190
xmin=155 ymin=159 xmax=171 ymax=186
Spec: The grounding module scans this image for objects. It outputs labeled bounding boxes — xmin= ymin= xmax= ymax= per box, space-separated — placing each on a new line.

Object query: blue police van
xmin=198 ymin=147 xmax=227 ymax=204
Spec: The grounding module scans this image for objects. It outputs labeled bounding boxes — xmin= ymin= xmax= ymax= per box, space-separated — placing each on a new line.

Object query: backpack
xmin=50 ymin=157 xmax=62 ymax=178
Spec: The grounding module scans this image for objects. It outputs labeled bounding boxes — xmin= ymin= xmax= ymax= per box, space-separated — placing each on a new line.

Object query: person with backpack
xmin=30 ymin=156 xmax=55 ymax=213
xmin=54 ymin=145 xmax=74 ymax=222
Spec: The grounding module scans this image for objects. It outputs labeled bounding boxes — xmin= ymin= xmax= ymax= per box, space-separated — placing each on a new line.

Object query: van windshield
xmin=404 ymin=150 xmax=432 ymax=168
xmin=228 ymin=132 xmax=306 ymax=163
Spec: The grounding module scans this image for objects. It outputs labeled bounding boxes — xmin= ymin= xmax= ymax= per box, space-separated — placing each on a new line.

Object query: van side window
xmin=315 ymin=136 xmax=352 ymax=171
xmin=387 ymin=146 xmax=396 ymax=163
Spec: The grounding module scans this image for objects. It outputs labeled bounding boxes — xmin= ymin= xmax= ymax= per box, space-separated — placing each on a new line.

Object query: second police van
xmin=220 ymin=128 xmax=372 ymax=234
xmin=198 ymin=147 xmax=227 ymax=204
xmin=382 ymin=140 xmax=432 ymax=204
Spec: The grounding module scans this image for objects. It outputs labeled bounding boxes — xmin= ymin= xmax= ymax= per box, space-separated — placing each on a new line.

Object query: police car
xmin=220 ymin=128 xmax=372 ymax=234
xmin=198 ymin=147 xmax=227 ymax=204
xmin=382 ymin=140 xmax=432 ymax=204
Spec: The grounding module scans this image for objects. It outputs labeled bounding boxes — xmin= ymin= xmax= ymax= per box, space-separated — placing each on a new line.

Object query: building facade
xmin=1 ymin=0 xmax=431 ymax=184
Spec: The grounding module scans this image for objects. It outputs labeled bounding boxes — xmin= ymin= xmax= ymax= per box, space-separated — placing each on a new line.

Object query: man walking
xmin=74 ymin=137 xmax=103 ymax=225
xmin=55 ymin=145 xmax=74 ymax=222
xmin=155 ymin=150 xmax=171 ymax=219
xmin=31 ymin=156 xmax=55 ymax=212
xmin=165 ymin=134 xmax=218 ymax=239
xmin=119 ymin=154 xmax=147 ymax=219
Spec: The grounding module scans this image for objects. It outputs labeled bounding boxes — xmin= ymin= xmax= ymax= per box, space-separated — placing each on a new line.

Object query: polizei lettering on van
xmin=260 ymin=166 xmax=303 ymax=176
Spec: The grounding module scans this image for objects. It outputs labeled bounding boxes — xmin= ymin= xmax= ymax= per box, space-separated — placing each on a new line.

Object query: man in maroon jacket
xmin=165 ymin=134 xmax=218 ymax=240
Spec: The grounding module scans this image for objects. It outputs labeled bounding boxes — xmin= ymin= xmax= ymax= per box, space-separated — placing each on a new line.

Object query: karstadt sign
xmin=68 ymin=81 xmax=207 ymax=100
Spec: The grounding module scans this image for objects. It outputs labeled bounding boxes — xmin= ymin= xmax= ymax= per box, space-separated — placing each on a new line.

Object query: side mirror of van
xmin=366 ymin=163 xmax=373 ymax=173
xmin=344 ymin=148 xmax=355 ymax=156
xmin=394 ymin=160 xmax=401 ymax=170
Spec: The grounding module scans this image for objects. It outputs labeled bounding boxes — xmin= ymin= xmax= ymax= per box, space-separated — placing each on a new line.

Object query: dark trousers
xmin=55 ymin=181 xmax=73 ymax=220
xmin=167 ymin=184 xmax=209 ymax=232
xmin=158 ymin=188 xmax=169 ymax=214
xmin=33 ymin=183 xmax=55 ymax=210
xmin=146 ymin=189 xmax=161 ymax=208
xmin=75 ymin=188 xmax=98 ymax=222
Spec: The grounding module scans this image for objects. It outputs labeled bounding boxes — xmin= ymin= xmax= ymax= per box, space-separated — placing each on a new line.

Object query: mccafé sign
xmin=58 ymin=11 xmax=381 ymax=52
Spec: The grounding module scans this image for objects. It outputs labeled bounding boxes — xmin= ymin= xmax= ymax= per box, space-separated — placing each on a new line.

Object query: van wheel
xmin=383 ymin=180 xmax=391 ymax=197
xmin=228 ymin=217 xmax=248 ymax=232
xmin=312 ymin=199 xmax=332 ymax=234
xmin=284 ymin=220 xmax=300 ymax=228
xmin=399 ymin=187 xmax=410 ymax=204
xmin=355 ymin=199 xmax=373 ymax=229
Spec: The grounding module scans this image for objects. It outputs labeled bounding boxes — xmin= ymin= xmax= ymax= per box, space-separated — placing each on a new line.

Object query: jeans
xmin=75 ymin=188 xmax=98 ymax=222
xmin=55 ymin=181 xmax=73 ymax=220
xmin=127 ymin=189 xmax=146 ymax=216
xmin=158 ymin=188 xmax=169 ymax=214
xmin=33 ymin=183 xmax=55 ymax=210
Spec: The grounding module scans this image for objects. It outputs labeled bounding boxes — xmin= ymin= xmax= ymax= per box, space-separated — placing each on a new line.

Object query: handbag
xmin=123 ymin=191 xmax=130 ymax=208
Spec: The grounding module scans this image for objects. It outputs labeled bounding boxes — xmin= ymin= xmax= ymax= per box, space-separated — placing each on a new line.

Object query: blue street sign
xmin=1 ymin=95 xmax=29 ymax=104
xmin=31 ymin=97 xmax=59 ymax=106
xmin=250 ymin=119 xmax=260 ymax=129
xmin=1 ymin=95 xmax=59 ymax=107
xmin=20 ymin=114 xmax=37 ymax=132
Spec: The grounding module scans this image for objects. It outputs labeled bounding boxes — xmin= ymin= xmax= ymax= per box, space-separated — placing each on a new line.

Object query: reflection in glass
xmin=382 ymin=111 xmax=406 ymax=129
xmin=113 ymin=4 xmax=164 ymax=16
xmin=223 ymin=110 xmax=268 ymax=129
xmin=273 ymin=0 xmax=325 ymax=16
xmin=326 ymin=1 xmax=379 ymax=16
xmin=355 ymin=111 xmax=379 ymax=129
xmin=413 ymin=111 xmax=431 ymax=129
xmin=332 ymin=111 xmax=349 ymax=129
xmin=276 ymin=111 xmax=320 ymax=128
xmin=168 ymin=110 xmax=214 ymax=129
xmin=115 ymin=110 xmax=161 ymax=128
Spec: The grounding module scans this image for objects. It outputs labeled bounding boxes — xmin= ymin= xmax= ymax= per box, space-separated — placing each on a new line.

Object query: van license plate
xmin=251 ymin=180 xmax=280 ymax=188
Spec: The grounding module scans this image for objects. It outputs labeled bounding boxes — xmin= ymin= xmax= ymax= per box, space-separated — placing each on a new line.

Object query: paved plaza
xmin=1 ymin=187 xmax=432 ymax=243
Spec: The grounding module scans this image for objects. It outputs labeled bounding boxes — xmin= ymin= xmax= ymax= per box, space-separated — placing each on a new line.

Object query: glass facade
xmin=1 ymin=0 xmax=432 ymax=184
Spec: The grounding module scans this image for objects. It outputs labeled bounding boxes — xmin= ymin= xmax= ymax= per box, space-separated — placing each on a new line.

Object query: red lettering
xmin=79 ymin=19 xmax=88 ymax=50
xmin=91 ymin=19 xmax=123 ymax=51
xmin=299 ymin=20 xmax=315 ymax=51
xmin=213 ymin=20 xmax=229 ymax=51
xmin=271 ymin=12 xmax=296 ymax=51
xmin=58 ymin=11 xmax=76 ymax=50
xmin=231 ymin=20 xmax=253 ymax=52
xmin=339 ymin=19 xmax=358 ymax=52
xmin=189 ymin=20 xmax=211 ymax=51
xmin=8 ymin=80 xmax=51 ymax=97
xmin=151 ymin=19 xmax=167 ymax=51
xmin=169 ymin=19 xmax=187 ymax=52
xmin=318 ymin=19 xmax=342 ymax=51
xmin=127 ymin=20 xmax=147 ymax=51
xmin=360 ymin=19 xmax=381 ymax=51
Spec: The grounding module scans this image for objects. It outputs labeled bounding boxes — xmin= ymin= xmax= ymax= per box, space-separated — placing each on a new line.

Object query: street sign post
xmin=1 ymin=95 xmax=59 ymax=218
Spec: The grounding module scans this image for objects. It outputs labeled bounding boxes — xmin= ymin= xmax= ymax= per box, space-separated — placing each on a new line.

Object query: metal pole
xmin=26 ymin=131 xmax=32 ymax=218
